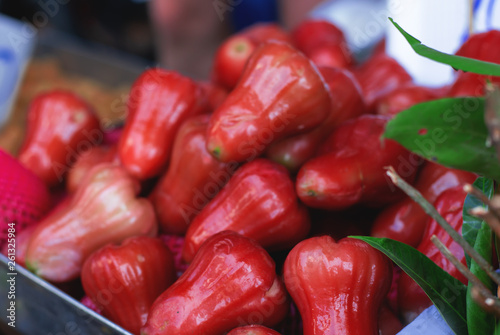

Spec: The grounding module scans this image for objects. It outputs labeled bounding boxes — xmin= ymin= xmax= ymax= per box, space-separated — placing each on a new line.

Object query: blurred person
xmin=148 ymin=0 xmax=325 ymax=79
xmin=148 ymin=0 xmax=231 ymax=79
xmin=1 ymin=0 xmax=156 ymax=60
xmin=280 ymin=0 xmax=326 ymax=29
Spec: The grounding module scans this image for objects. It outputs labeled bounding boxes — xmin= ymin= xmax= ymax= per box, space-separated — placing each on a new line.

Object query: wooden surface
xmin=0 ymin=57 xmax=130 ymax=156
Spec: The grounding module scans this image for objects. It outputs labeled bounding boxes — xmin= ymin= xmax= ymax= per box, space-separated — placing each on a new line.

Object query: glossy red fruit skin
xmin=318 ymin=66 xmax=367 ymax=124
xmin=354 ymin=53 xmax=413 ymax=111
xmin=292 ymin=19 xmax=353 ymax=70
xmin=378 ymin=304 xmax=403 ymax=335
xmin=375 ymin=84 xmax=440 ymax=118
xmin=448 ymin=71 xmax=500 ymax=97
xmin=449 ymin=31 xmax=500 ymax=97
xmin=118 ymin=68 xmax=208 ymax=180
xmin=206 ymin=41 xmax=332 ymax=163
xmin=371 ymin=162 xmax=476 ymax=247
xmin=307 ymin=43 xmax=354 ymax=68
xmin=455 ymin=30 xmax=500 ymax=64
xmin=18 ymin=90 xmax=102 ymax=187
xmin=296 ymin=115 xmax=417 ymax=209
xmin=284 ymin=236 xmax=393 ymax=335
xmin=81 ymin=236 xmax=176 ymax=335
xmin=242 ymin=22 xmax=291 ymax=43
xmin=150 ymin=114 xmax=234 ymax=235
xmin=25 ymin=164 xmax=158 ymax=282
xmin=265 ymin=66 xmax=366 ymax=172
xmin=227 ymin=325 xmax=282 ymax=335
xmin=397 ymin=186 xmax=469 ymax=322
xmin=66 ymin=145 xmax=119 ymax=193
xmin=182 ymin=158 xmax=310 ymax=263
xmin=211 ymin=35 xmax=255 ymax=90
xmin=212 ymin=23 xmax=292 ymax=90
xmin=371 ymin=200 xmax=425 ymax=248
xmin=198 ymin=81 xmax=229 ymax=111
xmin=141 ymin=231 xmax=289 ymax=335
xmin=292 ymin=19 xmax=346 ymax=56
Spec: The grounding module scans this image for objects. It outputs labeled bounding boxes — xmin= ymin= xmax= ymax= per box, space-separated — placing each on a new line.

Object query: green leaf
xmin=496 ymin=235 xmax=500 ymax=271
xmin=383 ymin=97 xmax=500 ymax=181
xmin=462 ymin=177 xmax=495 ymax=267
xmin=495 ymin=320 xmax=500 ymax=335
xmin=466 ymin=220 xmax=494 ymax=335
xmin=350 ymin=236 xmax=467 ymax=335
xmin=389 ymin=18 xmax=500 ymax=76
xmin=462 ymin=177 xmax=495 ymax=335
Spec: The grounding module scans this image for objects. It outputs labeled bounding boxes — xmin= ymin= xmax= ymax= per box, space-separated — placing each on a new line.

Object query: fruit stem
xmin=386 ymin=166 xmax=500 ymax=287
xmin=431 ymin=235 xmax=500 ymax=317
xmin=212 ymin=147 xmax=221 ymax=158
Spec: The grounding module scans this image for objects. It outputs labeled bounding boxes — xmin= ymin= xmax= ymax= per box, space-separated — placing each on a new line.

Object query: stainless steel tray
xmin=0 ymin=26 xmax=148 ymax=335
xmin=0 ymin=255 xmax=131 ymax=335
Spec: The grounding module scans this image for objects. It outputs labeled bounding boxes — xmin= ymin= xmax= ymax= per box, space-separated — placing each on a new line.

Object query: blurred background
xmin=0 ymin=0 xmax=306 ymax=79
xmin=0 ymin=0 xmax=156 ymax=59
xmin=1 ymin=0 xmax=391 ymax=78
xmin=0 ymin=0 xmax=498 ymax=154
xmin=0 ymin=0 xmax=337 ymax=155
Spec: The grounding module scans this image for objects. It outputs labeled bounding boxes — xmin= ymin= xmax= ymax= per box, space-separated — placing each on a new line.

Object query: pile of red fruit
xmin=1 ymin=18 xmax=499 ymax=335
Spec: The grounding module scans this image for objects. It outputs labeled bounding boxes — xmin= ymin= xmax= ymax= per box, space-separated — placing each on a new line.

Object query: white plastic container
xmin=398 ymin=305 xmax=455 ymax=335
xmin=0 ymin=14 xmax=36 ymax=126
xmin=387 ymin=0 xmax=500 ymax=87
xmin=310 ymin=0 xmax=387 ymax=60
xmin=312 ymin=0 xmax=500 ymax=86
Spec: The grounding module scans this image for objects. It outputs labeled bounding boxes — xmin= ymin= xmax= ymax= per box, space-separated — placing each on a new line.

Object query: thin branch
xmin=431 ymin=236 xmax=500 ymax=317
xmin=386 ymin=166 xmax=500 ymax=287
xmin=463 ymin=184 xmax=495 ymax=209
xmin=431 ymin=236 xmax=492 ymax=295
xmin=470 ymin=285 xmax=500 ymax=318
xmin=463 ymin=183 xmax=500 ymax=219
xmin=469 ymin=0 xmax=474 ymax=36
